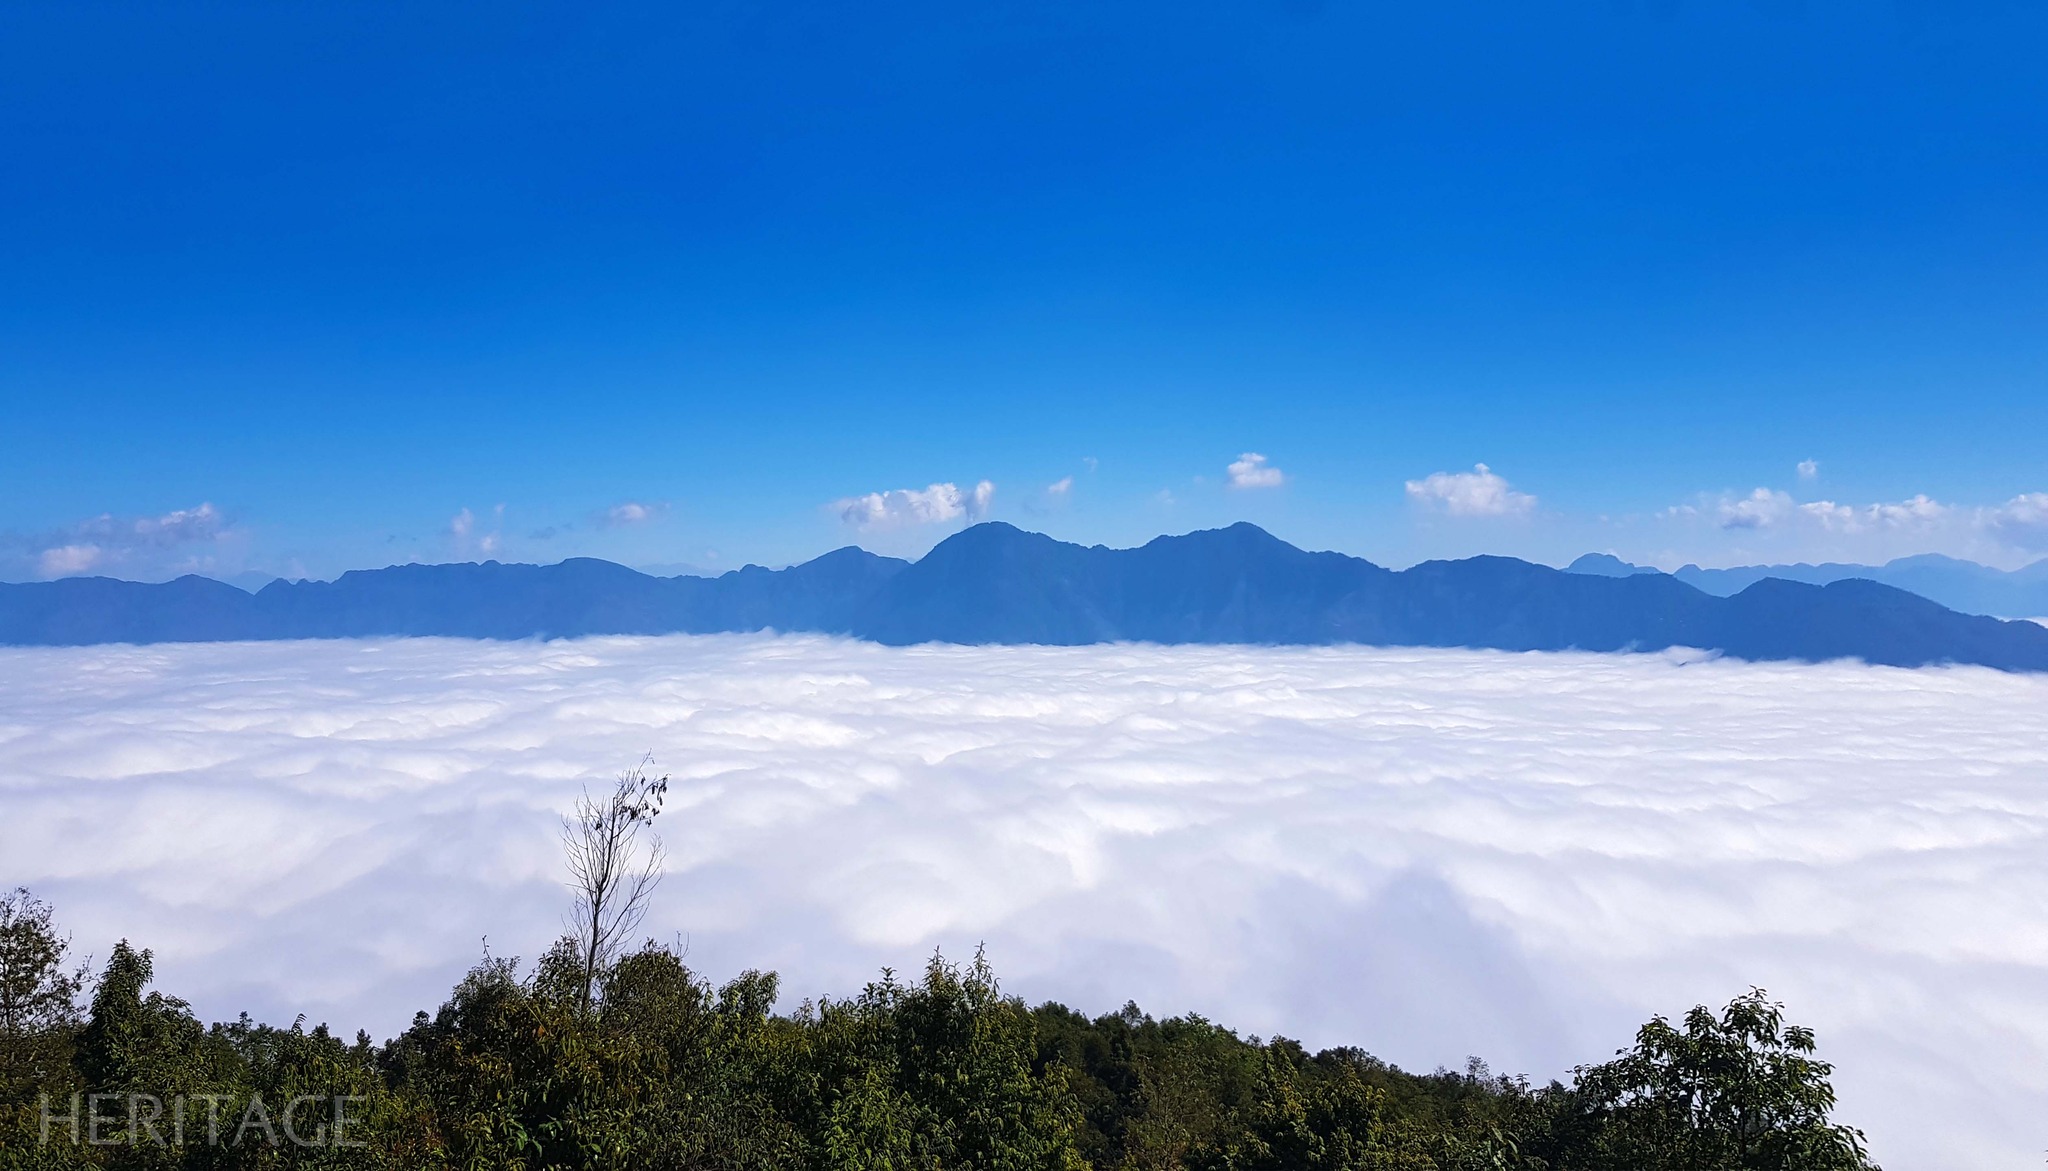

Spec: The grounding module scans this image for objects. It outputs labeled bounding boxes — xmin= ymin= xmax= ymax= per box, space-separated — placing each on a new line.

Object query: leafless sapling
xmin=562 ymin=758 xmax=668 ymax=1012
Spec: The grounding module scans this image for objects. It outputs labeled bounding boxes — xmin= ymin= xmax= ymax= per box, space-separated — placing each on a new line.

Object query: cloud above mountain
xmin=2 ymin=636 xmax=2042 ymax=1168
xmin=1227 ymin=453 xmax=1285 ymax=489
xmin=5 ymin=502 xmax=241 ymax=581
xmin=447 ymin=505 xmax=504 ymax=556
xmin=596 ymin=501 xmax=666 ymax=529
xmin=1404 ymin=464 xmax=1536 ymax=517
xmin=1709 ymin=488 xmax=1955 ymax=535
xmin=1714 ymin=487 xmax=1792 ymax=530
xmin=834 ymin=481 xmax=995 ymax=530
xmin=1989 ymin=492 xmax=2048 ymax=550
xmin=1648 ymin=484 xmax=2048 ymax=565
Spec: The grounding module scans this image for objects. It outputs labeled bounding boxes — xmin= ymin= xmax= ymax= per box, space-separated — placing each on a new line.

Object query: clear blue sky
xmin=4 ymin=1 xmax=2045 ymax=581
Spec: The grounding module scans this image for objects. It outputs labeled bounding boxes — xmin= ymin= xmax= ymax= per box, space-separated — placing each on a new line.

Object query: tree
xmin=562 ymin=757 xmax=668 ymax=1013
xmin=75 ymin=940 xmax=209 ymax=1095
xmin=808 ymin=947 xmax=1085 ymax=1170
xmin=0 ymin=889 xmax=83 ymax=1043
xmin=1561 ymin=988 xmax=1877 ymax=1170
xmin=0 ymin=888 xmax=85 ymax=1103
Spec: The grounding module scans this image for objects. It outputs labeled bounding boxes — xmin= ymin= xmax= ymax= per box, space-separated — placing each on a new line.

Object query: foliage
xmin=1539 ymin=988 xmax=1875 ymax=1170
xmin=0 ymin=894 xmax=1880 ymax=1171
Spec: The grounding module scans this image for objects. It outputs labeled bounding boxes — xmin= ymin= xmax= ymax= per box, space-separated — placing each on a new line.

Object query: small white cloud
xmin=1227 ymin=453 xmax=1285 ymax=490
xmin=597 ymin=501 xmax=665 ymax=529
xmin=1797 ymin=460 xmax=1819 ymax=481
xmin=1047 ymin=477 xmax=1074 ymax=499
xmin=1404 ymin=464 xmax=1536 ymax=518
xmin=1796 ymin=501 xmax=1852 ymax=529
xmin=133 ymin=503 xmax=225 ymax=544
xmin=1883 ymin=496 xmax=1949 ymax=527
xmin=448 ymin=507 xmax=507 ymax=558
xmin=1716 ymin=488 xmax=1793 ymax=530
xmin=37 ymin=544 xmax=103 ymax=577
xmin=832 ymin=481 xmax=995 ymax=531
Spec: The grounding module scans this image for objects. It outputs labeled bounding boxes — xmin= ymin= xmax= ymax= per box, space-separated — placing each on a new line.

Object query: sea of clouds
xmin=2 ymin=635 xmax=2044 ymax=1167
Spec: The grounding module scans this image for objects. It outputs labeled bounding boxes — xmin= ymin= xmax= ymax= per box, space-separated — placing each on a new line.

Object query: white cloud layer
xmin=1405 ymin=464 xmax=1537 ymax=517
xmin=1227 ymin=453 xmax=1285 ymax=489
xmin=833 ymin=481 xmax=995 ymax=530
xmin=2 ymin=637 xmax=2044 ymax=1169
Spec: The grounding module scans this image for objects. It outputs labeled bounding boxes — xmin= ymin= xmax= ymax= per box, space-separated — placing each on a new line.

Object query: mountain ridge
xmin=1566 ymin=550 xmax=2048 ymax=618
xmin=5 ymin=523 xmax=2047 ymax=671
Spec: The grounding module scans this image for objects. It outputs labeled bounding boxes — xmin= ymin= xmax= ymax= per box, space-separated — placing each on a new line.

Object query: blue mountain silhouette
xmin=1567 ymin=551 xmax=2048 ymax=619
xmin=6 ymin=523 xmax=2047 ymax=670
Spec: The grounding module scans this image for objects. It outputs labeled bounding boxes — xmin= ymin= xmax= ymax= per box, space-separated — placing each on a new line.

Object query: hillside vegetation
xmin=0 ymin=888 xmax=1877 ymax=1170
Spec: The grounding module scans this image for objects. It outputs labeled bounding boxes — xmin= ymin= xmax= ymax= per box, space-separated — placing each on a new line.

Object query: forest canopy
xmin=0 ymin=884 xmax=1878 ymax=1170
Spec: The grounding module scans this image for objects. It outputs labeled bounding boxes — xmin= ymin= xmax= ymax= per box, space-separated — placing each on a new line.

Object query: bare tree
xmin=562 ymin=758 xmax=667 ymax=1012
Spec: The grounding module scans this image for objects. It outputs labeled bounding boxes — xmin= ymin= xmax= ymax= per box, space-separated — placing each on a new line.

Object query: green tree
xmin=802 ymin=948 xmax=1084 ymax=1171
xmin=1556 ymin=989 xmax=1876 ymax=1171
xmin=0 ymin=890 xmax=84 ymax=1100
xmin=0 ymin=889 xmax=89 ymax=1170
xmin=76 ymin=942 xmax=212 ymax=1099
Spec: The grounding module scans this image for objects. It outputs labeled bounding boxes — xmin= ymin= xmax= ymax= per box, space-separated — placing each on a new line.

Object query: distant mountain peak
xmin=1169 ymin=520 xmax=1289 ymax=544
xmin=924 ymin=521 xmax=1067 ymax=557
xmin=1564 ymin=550 xmax=2048 ymax=619
xmin=1566 ymin=553 xmax=1662 ymax=577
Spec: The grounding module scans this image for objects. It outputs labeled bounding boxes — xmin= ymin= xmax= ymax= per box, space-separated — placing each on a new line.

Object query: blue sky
xmin=3 ymin=1 xmax=2046 ymax=581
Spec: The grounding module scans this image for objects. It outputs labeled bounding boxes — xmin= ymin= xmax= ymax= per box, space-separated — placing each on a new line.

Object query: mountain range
xmin=5 ymin=523 xmax=2046 ymax=671
xmin=1566 ymin=551 xmax=2048 ymax=619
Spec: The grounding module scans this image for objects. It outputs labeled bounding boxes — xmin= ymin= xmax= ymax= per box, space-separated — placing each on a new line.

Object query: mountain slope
xmin=0 ymin=574 xmax=257 ymax=645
